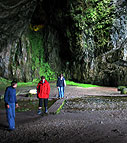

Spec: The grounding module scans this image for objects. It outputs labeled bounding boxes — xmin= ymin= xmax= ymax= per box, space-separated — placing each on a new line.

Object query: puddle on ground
xmin=63 ymin=96 xmax=127 ymax=111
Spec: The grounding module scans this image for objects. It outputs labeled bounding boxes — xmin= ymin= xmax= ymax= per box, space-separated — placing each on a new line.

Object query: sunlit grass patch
xmin=0 ymin=77 xmax=99 ymax=89
xmin=66 ymin=80 xmax=99 ymax=88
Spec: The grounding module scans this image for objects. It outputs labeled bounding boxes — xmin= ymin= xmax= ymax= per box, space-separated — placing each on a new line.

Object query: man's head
xmin=41 ymin=76 xmax=45 ymax=83
xmin=11 ymin=80 xmax=17 ymax=88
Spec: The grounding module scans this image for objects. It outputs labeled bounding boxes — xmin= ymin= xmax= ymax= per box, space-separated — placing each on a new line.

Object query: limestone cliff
xmin=65 ymin=0 xmax=127 ymax=86
xmin=0 ymin=0 xmax=37 ymax=80
xmin=0 ymin=0 xmax=127 ymax=86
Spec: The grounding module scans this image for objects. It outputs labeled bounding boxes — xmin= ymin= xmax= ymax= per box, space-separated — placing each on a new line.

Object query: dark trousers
xmin=39 ymin=98 xmax=48 ymax=108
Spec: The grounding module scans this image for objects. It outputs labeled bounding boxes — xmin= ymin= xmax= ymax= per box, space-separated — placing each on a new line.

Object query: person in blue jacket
xmin=57 ymin=74 xmax=66 ymax=99
xmin=4 ymin=80 xmax=19 ymax=131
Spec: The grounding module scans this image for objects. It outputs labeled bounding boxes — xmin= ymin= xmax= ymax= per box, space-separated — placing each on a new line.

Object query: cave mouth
xmin=30 ymin=0 xmax=72 ymax=63
xmin=31 ymin=0 xmax=68 ymax=26
xmin=1 ymin=0 xmax=127 ymax=87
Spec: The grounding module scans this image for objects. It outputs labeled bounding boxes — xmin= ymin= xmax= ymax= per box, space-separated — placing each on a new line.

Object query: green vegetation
xmin=117 ymin=86 xmax=127 ymax=94
xmin=28 ymin=31 xmax=56 ymax=81
xmin=66 ymin=0 xmax=115 ymax=57
xmin=0 ymin=77 xmax=37 ymax=89
xmin=117 ymin=86 xmax=126 ymax=91
xmin=17 ymin=81 xmax=38 ymax=87
xmin=56 ymin=99 xmax=66 ymax=114
xmin=84 ymin=0 xmax=115 ymax=50
xmin=17 ymin=80 xmax=99 ymax=89
xmin=66 ymin=80 xmax=99 ymax=88
xmin=0 ymin=77 xmax=11 ymax=91
xmin=0 ymin=77 xmax=11 ymax=84
xmin=0 ymin=77 xmax=99 ymax=89
xmin=121 ymin=88 xmax=127 ymax=94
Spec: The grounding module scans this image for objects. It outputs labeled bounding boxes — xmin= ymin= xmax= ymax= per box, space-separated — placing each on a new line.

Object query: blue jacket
xmin=4 ymin=86 xmax=17 ymax=105
xmin=57 ymin=77 xmax=65 ymax=87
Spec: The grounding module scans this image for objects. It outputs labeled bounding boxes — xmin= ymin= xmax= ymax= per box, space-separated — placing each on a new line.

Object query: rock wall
xmin=42 ymin=26 xmax=62 ymax=73
xmin=0 ymin=0 xmax=127 ymax=86
xmin=0 ymin=0 xmax=37 ymax=48
xmin=66 ymin=0 xmax=127 ymax=86
xmin=0 ymin=34 xmax=32 ymax=81
xmin=0 ymin=0 xmax=64 ymax=81
xmin=91 ymin=0 xmax=127 ymax=86
xmin=0 ymin=29 xmax=62 ymax=81
xmin=0 ymin=0 xmax=37 ymax=80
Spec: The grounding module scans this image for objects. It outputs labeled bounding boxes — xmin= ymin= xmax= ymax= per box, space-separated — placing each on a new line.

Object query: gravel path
xmin=1 ymin=85 xmax=127 ymax=143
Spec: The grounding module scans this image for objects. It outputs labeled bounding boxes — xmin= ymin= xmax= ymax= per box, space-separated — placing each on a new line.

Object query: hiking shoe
xmin=45 ymin=110 xmax=48 ymax=114
xmin=45 ymin=108 xmax=48 ymax=114
xmin=37 ymin=109 xmax=41 ymax=115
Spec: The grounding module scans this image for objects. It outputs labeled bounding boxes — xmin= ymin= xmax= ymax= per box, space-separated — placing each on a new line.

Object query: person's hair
xmin=11 ymin=80 xmax=17 ymax=86
xmin=41 ymin=76 xmax=45 ymax=79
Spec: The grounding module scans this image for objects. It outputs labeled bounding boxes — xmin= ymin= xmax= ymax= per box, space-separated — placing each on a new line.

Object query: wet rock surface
xmin=64 ymin=96 xmax=127 ymax=112
xmin=1 ymin=85 xmax=127 ymax=143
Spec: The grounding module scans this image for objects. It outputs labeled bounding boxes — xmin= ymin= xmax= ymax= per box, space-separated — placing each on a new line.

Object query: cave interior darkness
xmin=31 ymin=0 xmax=73 ymax=63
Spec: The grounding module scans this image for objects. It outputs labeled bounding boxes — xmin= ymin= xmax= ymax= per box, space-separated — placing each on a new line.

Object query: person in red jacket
xmin=37 ymin=76 xmax=50 ymax=115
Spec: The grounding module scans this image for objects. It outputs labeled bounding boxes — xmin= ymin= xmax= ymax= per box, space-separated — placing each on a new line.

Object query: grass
xmin=0 ymin=77 xmax=11 ymax=91
xmin=0 ymin=77 xmax=99 ymax=89
xmin=17 ymin=81 xmax=38 ymax=87
xmin=0 ymin=78 xmax=39 ymax=90
xmin=66 ymin=80 xmax=99 ymax=88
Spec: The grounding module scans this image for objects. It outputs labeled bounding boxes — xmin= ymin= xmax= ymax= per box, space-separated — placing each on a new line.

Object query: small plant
xmin=117 ymin=86 xmax=126 ymax=91
xmin=121 ymin=88 xmax=127 ymax=94
xmin=117 ymin=86 xmax=127 ymax=94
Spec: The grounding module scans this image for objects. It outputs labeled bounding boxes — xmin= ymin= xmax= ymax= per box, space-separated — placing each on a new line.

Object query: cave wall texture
xmin=0 ymin=0 xmax=37 ymax=81
xmin=0 ymin=0 xmax=127 ymax=86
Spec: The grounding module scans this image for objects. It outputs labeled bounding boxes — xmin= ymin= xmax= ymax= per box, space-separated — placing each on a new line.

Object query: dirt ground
xmin=1 ymin=85 xmax=127 ymax=143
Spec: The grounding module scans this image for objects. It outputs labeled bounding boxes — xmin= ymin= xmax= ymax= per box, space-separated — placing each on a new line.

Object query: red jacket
xmin=37 ymin=80 xmax=50 ymax=99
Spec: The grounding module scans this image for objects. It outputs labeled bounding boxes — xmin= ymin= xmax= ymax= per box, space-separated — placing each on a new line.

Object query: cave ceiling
xmin=0 ymin=0 xmax=37 ymax=49
xmin=0 ymin=0 xmax=68 ymax=50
